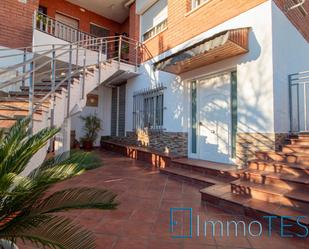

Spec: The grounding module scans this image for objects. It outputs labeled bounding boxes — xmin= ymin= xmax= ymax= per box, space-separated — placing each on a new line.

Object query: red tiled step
xmin=248 ymin=159 xmax=309 ymax=176
xmin=242 ymin=169 xmax=309 ymax=190
xmin=170 ymin=158 xmax=241 ymax=180
xmin=201 ymin=185 xmax=309 ymax=229
xmin=160 ymin=167 xmax=227 ymax=187
xmin=282 ymin=144 xmax=309 ymax=153
xmin=256 ymin=151 xmax=309 ymax=166
xmin=290 ymin=138 xmax=309 ymax=146
xmin=231 ymin=179 xmax=309 ymax=209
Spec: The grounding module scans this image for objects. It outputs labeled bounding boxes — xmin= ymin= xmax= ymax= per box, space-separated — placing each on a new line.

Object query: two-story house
xmin=0 ymin=0 xmax=309 ymax=229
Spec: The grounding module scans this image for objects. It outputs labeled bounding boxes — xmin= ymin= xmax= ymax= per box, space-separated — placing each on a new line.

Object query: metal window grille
xmin=133 ymin=84 xmax=165 ymax=130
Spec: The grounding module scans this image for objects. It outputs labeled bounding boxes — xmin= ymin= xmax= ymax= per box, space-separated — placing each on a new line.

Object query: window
xmin=141 ymin=0 xmax=168 ymax=41
xmin=133 ymin=85 xmax=165 ymax=130
xmin=90 ymin=23 xmax=110 ymax=38
xmin=142 ymin=19 xmax=167 ymax=41
xmin=191 ymin=0 xmax=208 ymax=10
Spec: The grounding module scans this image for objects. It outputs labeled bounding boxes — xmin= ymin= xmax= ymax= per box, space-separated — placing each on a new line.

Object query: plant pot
xmin=0 ymin=240 xmax=18 ymax=249
xmin=82 ymin=140 xmax=93 ymax=151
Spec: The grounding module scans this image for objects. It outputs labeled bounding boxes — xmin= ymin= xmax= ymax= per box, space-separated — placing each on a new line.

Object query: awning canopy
xmin=154 ymin=28 xmax=250 ymax=74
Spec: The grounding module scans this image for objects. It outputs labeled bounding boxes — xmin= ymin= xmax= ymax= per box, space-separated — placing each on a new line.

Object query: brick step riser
xmin=248 ymin=161 xmax=309 ymax=176
xmin=170 ymin=162 xmax=238 ymax=181
xmin=160 ymin=170 xmax=212 ymax=187
xmin=231 ymin=183 xmax=309 ymax=210
xmin=241 ymin=173 xmax=309 ymax=191
xmin=256 ymin=153 xmax=309 ymax=166
xmin=201 ymin=192 xmax=309 ymax=231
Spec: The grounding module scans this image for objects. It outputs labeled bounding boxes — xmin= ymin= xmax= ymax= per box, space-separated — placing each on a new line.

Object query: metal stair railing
xmin=0 ymin=35 xmax=151 ymax=135
xmin=289 ymin=70 xmax=309 ymax=132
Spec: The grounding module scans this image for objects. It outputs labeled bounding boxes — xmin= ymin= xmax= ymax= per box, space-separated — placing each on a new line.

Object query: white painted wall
xmin=271 ymin=2 xmax=309 ymax=133
xmin=71 ymin=85 xmax=112 ymax=146
xmin=126 ymin=1 xmax=275 ymax=135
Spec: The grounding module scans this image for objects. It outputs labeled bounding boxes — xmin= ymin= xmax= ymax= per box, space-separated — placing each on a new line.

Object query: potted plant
xmin=0 ymin=118 xmax=117 ymax=249
xmin=80 ymin=115 xmax=101 ymax=150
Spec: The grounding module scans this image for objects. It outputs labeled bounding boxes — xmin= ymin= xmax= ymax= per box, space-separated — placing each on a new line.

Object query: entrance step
xmin=200 ymin=184 xmax=309 ymax=229
xmin=241 ymin=169 xmax=309 ymax=190
xmin=290 ymin=138 xmax=309 ymax=146
xmin=231 ymin=179 xmax=309 ymax=209
xmin=282 ymin=144 xmax=309 ymax=153
xmin=256 ymin=151 xmax=309 ymax=166
xmin=160 ymin=167 xmax=228 ymax=187
xmin=170 ymin=158 xmax=241 ymax=180
xmin=248 ymin=159 xmax=309 ymax=176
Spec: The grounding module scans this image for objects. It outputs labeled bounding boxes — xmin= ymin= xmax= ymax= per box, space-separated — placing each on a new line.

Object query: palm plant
xmin=80 ymin=115 xmax=101 ymax=150
xmin=0 ymin=118 xmax=118 ymax=249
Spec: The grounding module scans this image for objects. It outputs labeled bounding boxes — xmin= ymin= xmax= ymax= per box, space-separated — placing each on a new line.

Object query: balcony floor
xmin=21 ymin=150 xmax=307 ymax=249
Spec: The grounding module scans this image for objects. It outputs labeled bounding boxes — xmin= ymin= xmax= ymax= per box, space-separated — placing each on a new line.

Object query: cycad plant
xmin=0 ymin=118 xmax=117 ymax=249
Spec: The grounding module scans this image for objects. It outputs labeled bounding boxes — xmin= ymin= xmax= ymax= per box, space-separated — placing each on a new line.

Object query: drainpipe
xmin=124 ymin=0 xmax=135 ymax=8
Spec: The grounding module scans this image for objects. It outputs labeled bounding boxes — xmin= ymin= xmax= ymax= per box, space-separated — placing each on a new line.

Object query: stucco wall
xmin=126 ymin=1 xmax=275 ymax=135
xmin=271 ymin=2 xmax=309 ymax=133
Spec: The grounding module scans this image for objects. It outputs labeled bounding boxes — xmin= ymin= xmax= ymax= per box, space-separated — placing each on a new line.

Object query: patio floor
xmin=23 ymin=150 xmax=307 ymax=249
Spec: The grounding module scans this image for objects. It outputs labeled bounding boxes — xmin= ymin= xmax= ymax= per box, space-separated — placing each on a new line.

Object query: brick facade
xmin=39 ymin=0 xmax=125 ymax=36
xmin=0 ymin=0 xmax=39 ymax=48
xmin=274 ymin=0 xmax=309 ymax=42
xmin=138 ymin=0 xmax=309 ymax=60
xmin=142 ymin=0 xmax=268 ymax=60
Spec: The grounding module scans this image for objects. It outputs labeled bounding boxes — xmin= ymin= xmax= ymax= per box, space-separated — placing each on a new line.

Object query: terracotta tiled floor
xmin=22 ymin=150 xmax=307 ymax=249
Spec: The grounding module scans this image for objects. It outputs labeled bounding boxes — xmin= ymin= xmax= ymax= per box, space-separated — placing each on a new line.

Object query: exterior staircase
xmin=200 ymin=133 xmax=309 ymax=230
xmin=0 ymin=35 xmax=147 ymax=172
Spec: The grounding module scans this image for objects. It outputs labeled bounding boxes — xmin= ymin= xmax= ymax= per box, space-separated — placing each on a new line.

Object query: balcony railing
xmin=35 ymin=12 xmax=97 ymax=44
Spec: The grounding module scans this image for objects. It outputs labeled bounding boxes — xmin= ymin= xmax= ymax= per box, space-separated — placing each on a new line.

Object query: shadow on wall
xmin=165 ymin=29 xmax=286 ymax=166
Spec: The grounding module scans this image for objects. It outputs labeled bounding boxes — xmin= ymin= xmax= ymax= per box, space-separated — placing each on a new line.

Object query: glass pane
xmin=191 ymin=81 xmax=197 ymax=154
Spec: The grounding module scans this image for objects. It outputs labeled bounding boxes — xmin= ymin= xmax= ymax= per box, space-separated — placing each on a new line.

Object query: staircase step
xmin=242 ymin=169 xmax=309 ymax=190
xmin=160 ymin=167 xmax=224 ymax=186
xmin=248 ymin=159 xmax=309 ymax=176
xmin=0 ymin=109 xmax=42 ymax=119
xmin=282 ymin=144 xmax=309 ymax=153
xmin=290 ymin=138 xmax=309 ymax=145
xmin=256 ymin=151 xmax=309 ymax=166
xmin=201 ymin=186 xmax=309 ymax=229
xmin=0 ymin=119 xmax=16 ymax=129
xmin=170 ymin=158 xmax=241 ymax=180
xmin=19 ymin=86 xmax=63 ymax=94
xmin=231 ymin=179 xmax=309 ymax=209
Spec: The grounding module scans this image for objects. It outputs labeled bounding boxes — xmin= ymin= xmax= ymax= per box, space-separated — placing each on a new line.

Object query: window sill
xmin=142 ymin=27 xmax=168 ymax=43
xmin=185 ymin=0 xmax=212 ymax=17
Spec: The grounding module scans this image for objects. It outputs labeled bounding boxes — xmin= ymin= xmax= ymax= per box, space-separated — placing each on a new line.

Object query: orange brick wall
xmin=274 ymin=0 xmax=309 ymax=42
xmin=0 ymin=0 xmax=39 ymax=48
xmin=142 ymin=0 xmax=269 ymax=59
xmin=39 ymin=0 xmax=122 ymax=36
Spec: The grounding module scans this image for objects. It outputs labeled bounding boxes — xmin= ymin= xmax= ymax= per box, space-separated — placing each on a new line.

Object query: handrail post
xmin=105 ymin=38 xmax=108 ymax=58
xmin=288 ymin=74 xmax=293 ymax=132
xmin=22 ymin=48 xmax=27 ymax=87
xmin=82 ymin=48 xmax=86 ymax=100
xmin=67 ymin=44 xmax=73 ymax=117
xmin=118 ymin=35 xmax=122 ymax=69
xmin=49 ymin=45 xmax=56 ymax=152
xmin=33 ymin=10 xmax=37 ymax=31
xmin=135 ymin=42 xmax=139 ymax=72
xmin=29 ymin=60 xmax=34 ymax=134
xmin=98 ymin=39 xmax=102 ymax=85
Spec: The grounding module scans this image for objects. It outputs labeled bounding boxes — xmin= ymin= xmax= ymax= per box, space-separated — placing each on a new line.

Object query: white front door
xmin=197 ymin=73 xmax=233 ymax=163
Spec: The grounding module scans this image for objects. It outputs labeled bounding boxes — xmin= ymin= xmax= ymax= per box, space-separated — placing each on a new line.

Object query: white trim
xmin=184 ymin=66 xmax=237 ymax=82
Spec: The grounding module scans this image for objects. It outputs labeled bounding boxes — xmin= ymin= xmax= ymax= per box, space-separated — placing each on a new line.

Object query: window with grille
xmin=133 ymin=85 xmax=165 ymax=130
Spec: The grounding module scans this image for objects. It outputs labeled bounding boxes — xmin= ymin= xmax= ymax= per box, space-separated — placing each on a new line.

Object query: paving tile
xmin=21 ymin=150 xmax=305 ymax=249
